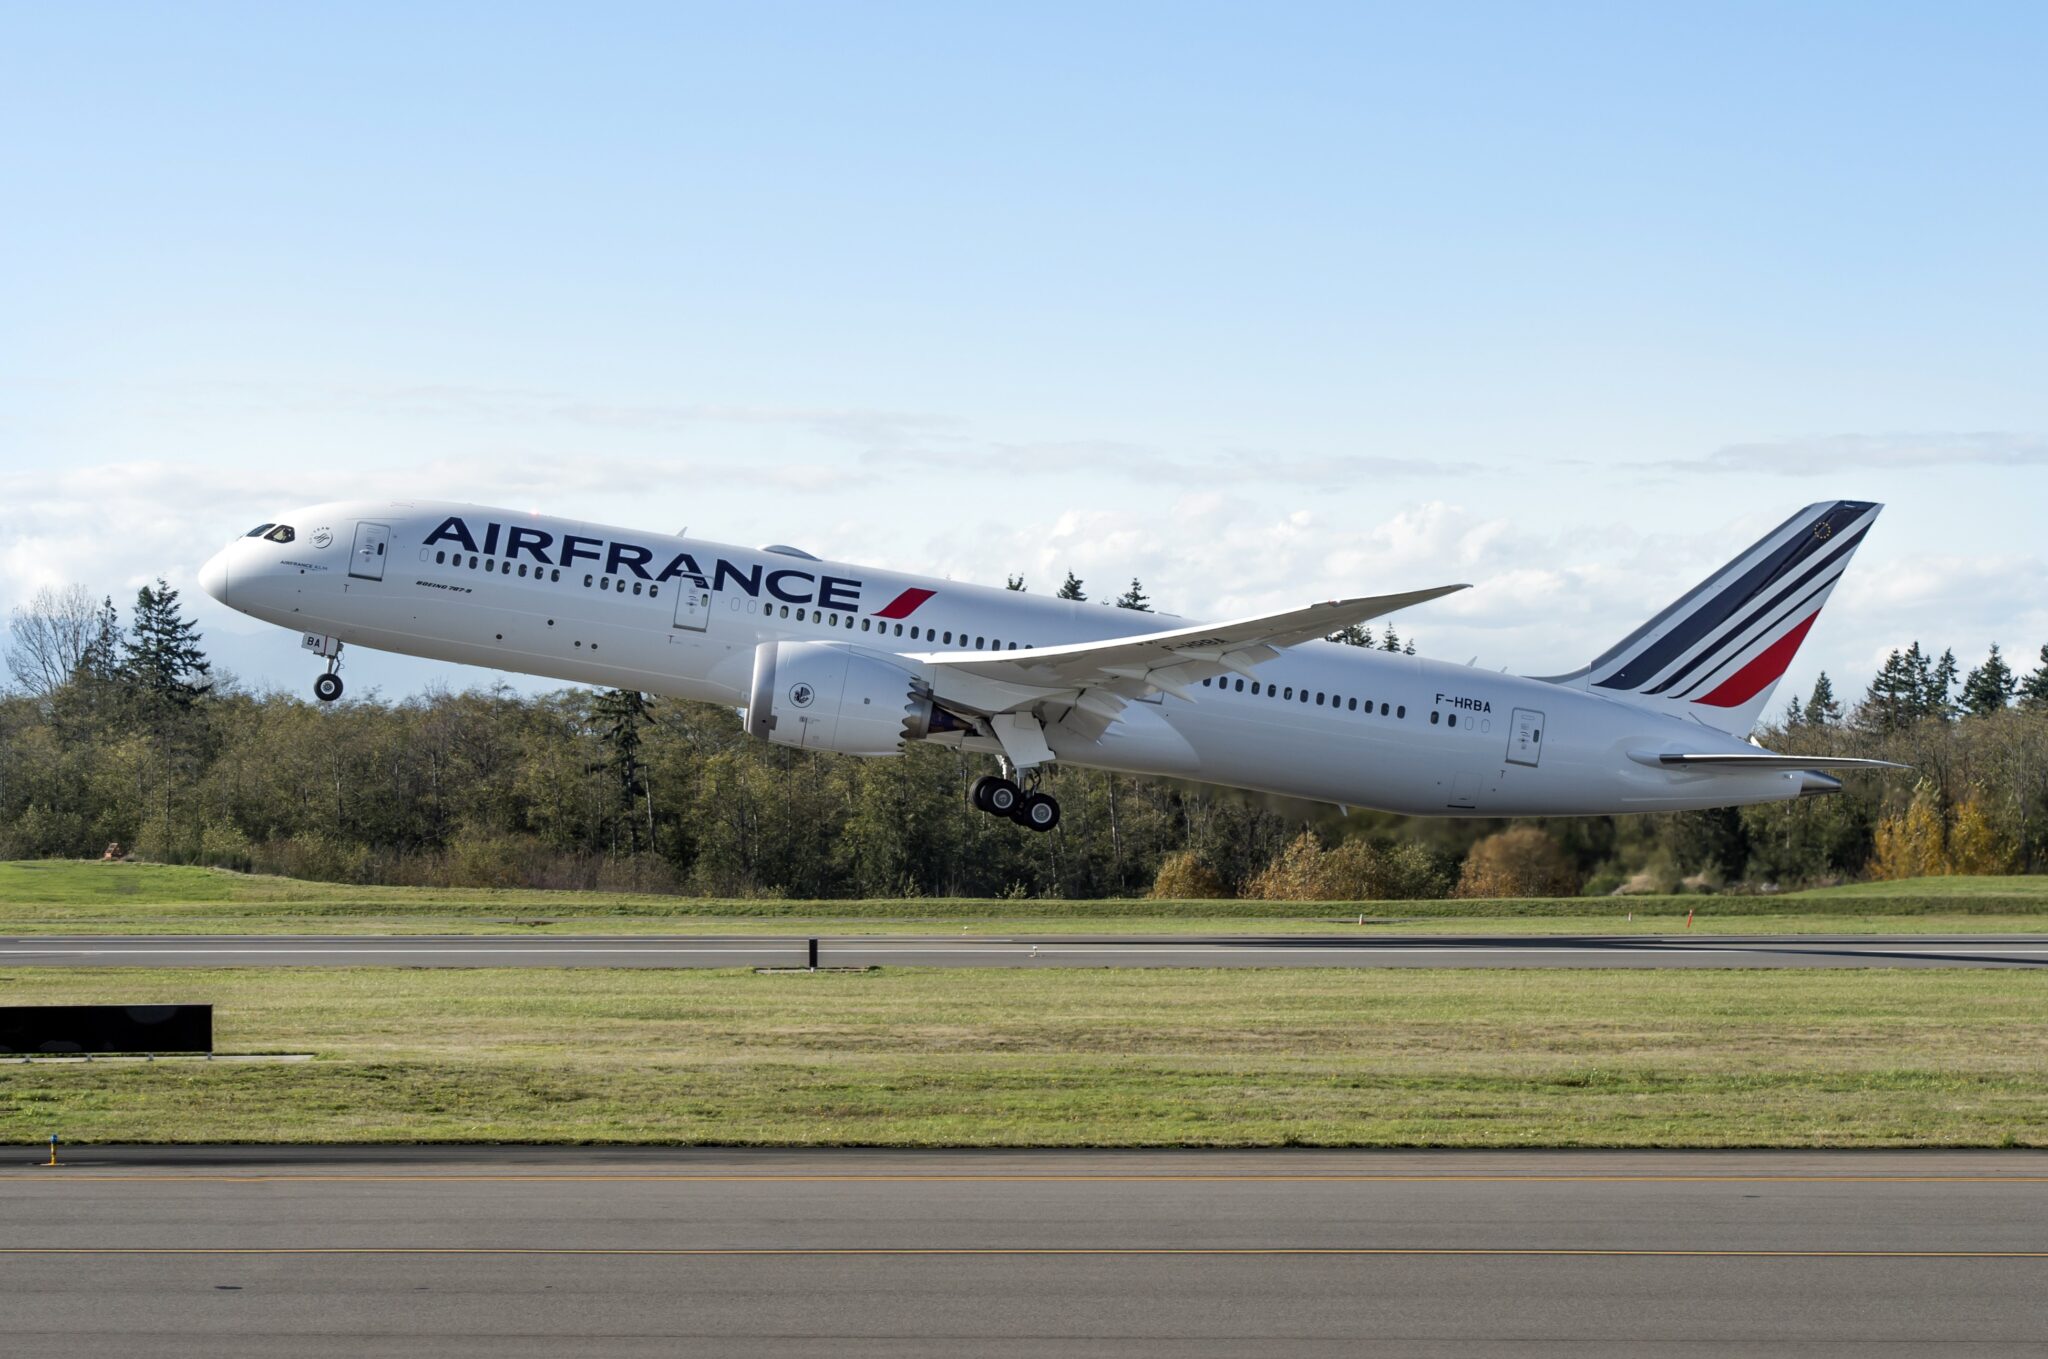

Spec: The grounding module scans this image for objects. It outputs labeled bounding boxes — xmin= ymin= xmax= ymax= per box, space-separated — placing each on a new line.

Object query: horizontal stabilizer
xmin=1630 ymin=751 xmax=1908 ymax=773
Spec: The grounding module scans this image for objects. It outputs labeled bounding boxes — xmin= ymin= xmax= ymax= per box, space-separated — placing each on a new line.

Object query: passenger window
xmin=796 ymin=608 xmax=807 ymax=622
xmin=1283 ymin=687 xmax=1293 ymax=700
xmin=649 ymin=584 xmax=658 ymax=597
xmin=633 ymin=581 xmax=643 ymax=595
xmin=583 ymin=574 xmax=593 ymax=587
xmin=1234 ymin=679 xmax=1244 ymax=692
xmin=861 ymin=618 xmax=871 ymax=631
xmin=911 ymin=627 xmax=921 ymax=640
xmin=1251 ymin=682 xmax=1261 ymax=696
xmin=435 ymin=550 xmax=446 ymax=564
xmin=517 ymin=563 xmax=527 ymax=578
xmin=779 ymin=605 xmax=789 ymax=618
xmin=1300 ymin=689 xmax=1309 ymax=702
xmin=245 ymin=523 xmax=276 ymax=538
xmin=1448 ymin=713 xmax=1457 ymax=728
xmin=1380 ymin=702 xmax=1389 ymax=716
xmin=1347 ymin=697 xmax=1357 ymax=711
xmin=1008 ymin=642 xmax=1017 ymax=650
xmin=944 ymin=631 xmax=953 ymax=644
xmin=1316 ymin=692 xmax=1325 ymax=705
xmin=895 ymin=623 xmax=904 ymax=636
xmin=468 ymin=556 xmax=478 ymax=569
xmin=550 ymin=569 xmax=561 ymax=582
xmin=1431 ymin=711 xmax=1440 ymax=725
xmin=1397 ymin=705 xmax=1406 ymax=718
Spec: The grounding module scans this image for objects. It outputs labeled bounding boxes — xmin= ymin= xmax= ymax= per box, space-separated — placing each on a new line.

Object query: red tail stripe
xmin=873 ymin=587 xmax=936 ymax=620
xmin=1692 ymin=612 xmax=1819 ymax=708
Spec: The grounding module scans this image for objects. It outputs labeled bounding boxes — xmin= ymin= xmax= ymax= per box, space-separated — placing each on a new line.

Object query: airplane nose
xmin=199 ymin=546 xmax=232 ymax=606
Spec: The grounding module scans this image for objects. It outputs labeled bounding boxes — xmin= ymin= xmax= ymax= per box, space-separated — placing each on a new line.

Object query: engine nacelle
xmin=744 ymin=641 xmax=939 ymax=756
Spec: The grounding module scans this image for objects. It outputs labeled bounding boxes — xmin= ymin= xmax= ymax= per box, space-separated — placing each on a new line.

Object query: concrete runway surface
xmin=2 ymin=1147 xmax=2045 ymax=1357
xmin=3 ymin=932 xmax=2048 ymax=968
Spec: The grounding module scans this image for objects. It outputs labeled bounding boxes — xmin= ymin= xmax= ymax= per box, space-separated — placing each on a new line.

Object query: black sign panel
xmin=0 ymin=1005 xmax=213 ymax=1054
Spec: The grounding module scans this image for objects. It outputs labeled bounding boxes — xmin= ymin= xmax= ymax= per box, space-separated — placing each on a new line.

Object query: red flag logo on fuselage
xmin=873 ymin=587 xmax=936 ymax=620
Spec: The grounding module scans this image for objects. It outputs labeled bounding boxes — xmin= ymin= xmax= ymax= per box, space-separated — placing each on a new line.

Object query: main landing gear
xmin=969 ymin=772 xmax=1061 ymax=833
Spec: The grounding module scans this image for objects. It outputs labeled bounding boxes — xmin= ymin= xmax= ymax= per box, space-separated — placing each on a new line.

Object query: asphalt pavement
xmin=2 ymin=933 xmax=2046 ymax=968
xmin=3 ymin=1146 xmax=2044 ymax=1356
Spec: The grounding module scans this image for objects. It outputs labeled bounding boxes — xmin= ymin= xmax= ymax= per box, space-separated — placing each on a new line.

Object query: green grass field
xmin=2 ymin=965 xmax=2043 ymax=1146
xmin=0 ymin=861 xmax=2044 ymax=936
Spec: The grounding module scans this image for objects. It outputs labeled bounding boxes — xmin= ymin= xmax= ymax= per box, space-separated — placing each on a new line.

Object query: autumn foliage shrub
xmin=1453 ymin=826 xmax=1579 ymax=898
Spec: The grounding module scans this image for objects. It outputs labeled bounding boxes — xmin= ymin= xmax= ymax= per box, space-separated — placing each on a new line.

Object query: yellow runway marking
xmin=1 ymin=1246 xmax=2043 ymax=1259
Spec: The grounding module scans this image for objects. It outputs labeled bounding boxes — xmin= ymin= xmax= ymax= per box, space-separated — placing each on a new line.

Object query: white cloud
xmin=1651 ymin=431 xmax=2048 ymax=476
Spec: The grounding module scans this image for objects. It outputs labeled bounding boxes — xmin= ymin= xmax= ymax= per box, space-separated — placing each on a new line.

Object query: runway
xmin=2 ymin=932 xmax=2047 ymax=968
xmin=4 ymin=1147 xmax=2044 ymax=1356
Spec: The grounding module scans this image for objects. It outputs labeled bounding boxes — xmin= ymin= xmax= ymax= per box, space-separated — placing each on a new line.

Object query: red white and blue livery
xmin=200 ymin=499 xmax=1899 ymax=830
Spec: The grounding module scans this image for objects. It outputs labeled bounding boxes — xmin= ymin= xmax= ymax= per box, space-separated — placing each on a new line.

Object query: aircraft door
xmin=671 ymin=584 xmax=711 ymax=633
xmin=349 ymin=523 xmax=390 ymax=581
xmin=1508 ymin=708 xmax=1544 ymax=767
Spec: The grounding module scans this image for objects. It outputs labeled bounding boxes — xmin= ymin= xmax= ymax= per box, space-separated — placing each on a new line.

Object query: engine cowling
xmin=744 ymin=641 xmax=942 ymax=756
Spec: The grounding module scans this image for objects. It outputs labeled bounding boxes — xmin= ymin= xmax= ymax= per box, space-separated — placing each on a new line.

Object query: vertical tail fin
xmin=1538 ymin=500 xmax=1882 ymax=736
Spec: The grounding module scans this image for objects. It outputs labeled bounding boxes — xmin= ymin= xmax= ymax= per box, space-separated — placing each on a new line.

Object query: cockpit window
xmin=263 ymin=525 xmax=295 ymax=544
xmin=244 ymin=523 xmax=276 ymax=538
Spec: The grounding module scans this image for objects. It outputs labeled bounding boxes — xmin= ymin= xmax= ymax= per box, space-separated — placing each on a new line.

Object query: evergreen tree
xmin=77 ymin=595 xmax=123 ymax=683
xmin=1961 ymin=644 xmax=2017 ymax=717
xmin=1005 ymin=575 xmax=1026 ymax=592
xmin=2020 ymin=644 xmax=2048 ymax=711
xmin=1115 ymin=578 xmax=1152 ymax=611
xmin=120 ymin=579 xmax=210 ymax=709
xmin=1861 ymin=646 xmax=1929 ymax=733
xmin=1404 ymin=637 xmax=1416 ymax=655
xmin=590 ymin=688 xmax=652 ymax=853
xmin=1056 ymin=572 xmax=1086 ymax=601
xmin=1781 ymin=692 xmax=1805 ymax=729
xmin=1928 ymin=647 xmax=1959 ymax=720
xmin=1326 ymin=624 xmax=1372 ymax=647
xmin=1801 ymin=672 xmax=1841 ymax=727
xmin=1380 ymin=626 xmax=1401 ymax=652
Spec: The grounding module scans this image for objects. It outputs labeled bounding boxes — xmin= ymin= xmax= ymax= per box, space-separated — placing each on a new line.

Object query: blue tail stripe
xmin=1639 ymin=524 xmax=1868 ymax=697
xmin=1592 ymin=500 xmax=1871 ymax=693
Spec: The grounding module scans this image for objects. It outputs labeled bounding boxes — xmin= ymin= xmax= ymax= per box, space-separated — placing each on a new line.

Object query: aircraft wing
xmin=915 ymin=584 xmax=1469 ymax=705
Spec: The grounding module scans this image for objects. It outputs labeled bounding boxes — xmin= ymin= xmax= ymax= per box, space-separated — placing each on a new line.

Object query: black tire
xmin=983 ymin=778 xmax=1022 ymax=816
xmin=314 ymin=673 xmax=344 ymax=703
xmin=969 ymin=775 xmax=999 ymax=813
xmin=1018 ymin=792 xmax=1060 ymax=832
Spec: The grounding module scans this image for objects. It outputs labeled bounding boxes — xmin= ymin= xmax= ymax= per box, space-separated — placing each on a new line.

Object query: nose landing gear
xmin=303 ymin=634 xmax=345 ymax=703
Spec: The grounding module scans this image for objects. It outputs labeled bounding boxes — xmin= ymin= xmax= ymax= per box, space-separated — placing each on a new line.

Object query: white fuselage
xmin=201 ymin=500 xmax=1806 ymax=817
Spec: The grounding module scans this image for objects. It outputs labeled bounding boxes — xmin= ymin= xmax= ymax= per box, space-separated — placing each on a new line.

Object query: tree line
xmin=3 ymin=580 xmax=2045 ymax=897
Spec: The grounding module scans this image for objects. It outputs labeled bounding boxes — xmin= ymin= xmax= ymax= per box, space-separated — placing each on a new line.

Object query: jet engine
xmin=743 ymin=641 xmax=957 ymax=756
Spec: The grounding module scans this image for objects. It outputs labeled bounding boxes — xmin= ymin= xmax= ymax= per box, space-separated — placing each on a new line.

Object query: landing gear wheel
xmin=969 ymin=775 xmax=1002 ymax=813
xmin=982 ymin=778 xmax=1022 ymax=817
xmin=314 ymin=673 xmax=344 ymax=703
xmin=1017 ymin=792 xmax=1061 ymax=833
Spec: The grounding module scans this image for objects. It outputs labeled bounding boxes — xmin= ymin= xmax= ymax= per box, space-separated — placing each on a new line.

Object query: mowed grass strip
xmin=3 ymin=862 xmax=2046 ymax=936
xmin=1 ymin=967 xmax=2043 ymax=1146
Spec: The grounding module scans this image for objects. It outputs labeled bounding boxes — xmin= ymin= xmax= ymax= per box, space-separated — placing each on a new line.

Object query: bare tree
xmin=5 ymin=585 xmax=100 ymax=698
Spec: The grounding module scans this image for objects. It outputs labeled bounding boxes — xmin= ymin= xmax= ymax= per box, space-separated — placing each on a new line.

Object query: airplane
xmin=199 ymin=499 xmax=1901 ymax=830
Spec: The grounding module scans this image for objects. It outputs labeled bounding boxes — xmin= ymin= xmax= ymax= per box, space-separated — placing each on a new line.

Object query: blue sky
xmin=4 ymin=2 xmax=2045 ymax=704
